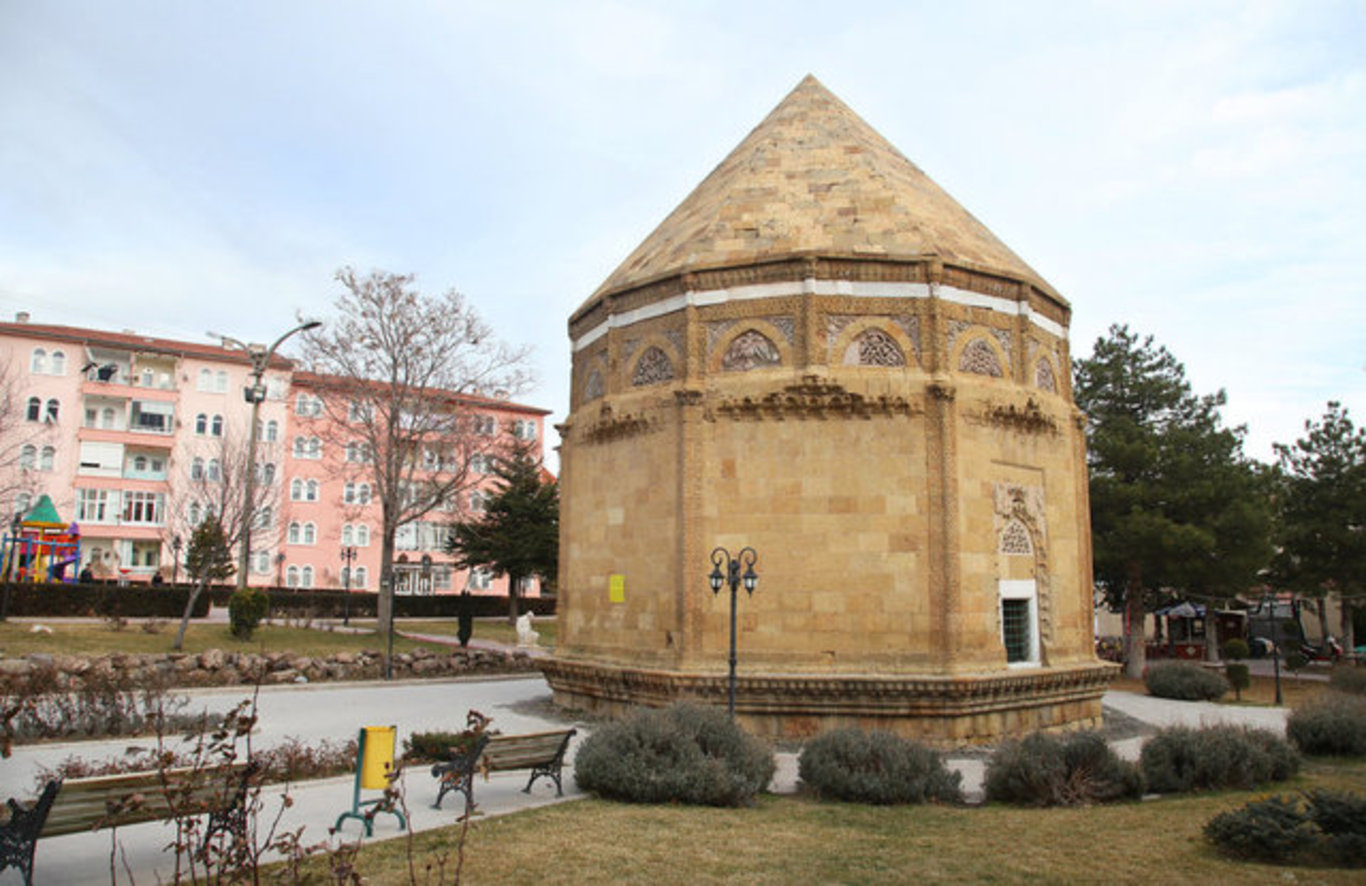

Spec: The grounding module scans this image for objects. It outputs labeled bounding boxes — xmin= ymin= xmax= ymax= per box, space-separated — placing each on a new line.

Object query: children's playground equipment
xmin=2 ymin=495 xmax=81 ymax=583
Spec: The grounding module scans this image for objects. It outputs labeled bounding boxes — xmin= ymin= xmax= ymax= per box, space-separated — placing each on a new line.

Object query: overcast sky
xmin=2 ymin=1 xmax=1362 ymax=465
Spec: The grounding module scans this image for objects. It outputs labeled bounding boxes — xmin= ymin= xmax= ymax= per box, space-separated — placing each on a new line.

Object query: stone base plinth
xmin=540 ymin=658 xmax=1118 ymax=747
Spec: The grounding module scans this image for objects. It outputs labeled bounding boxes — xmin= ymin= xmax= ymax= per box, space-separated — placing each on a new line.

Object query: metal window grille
xmin=1002 ymin=598 xmax=1031 ymax=663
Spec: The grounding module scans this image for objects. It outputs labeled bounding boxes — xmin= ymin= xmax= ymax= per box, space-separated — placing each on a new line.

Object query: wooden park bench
xmin=431 ymin=728 xmax=576 ymax=809
xmin=0 ymin=762 xmax=255 ymax=886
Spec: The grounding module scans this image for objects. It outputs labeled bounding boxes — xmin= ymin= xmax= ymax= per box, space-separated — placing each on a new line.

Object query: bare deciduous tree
xmin=300 ymin=268 xmax=533 ymax=665
xmin=164 ymin=431 xmax=284 ymax=649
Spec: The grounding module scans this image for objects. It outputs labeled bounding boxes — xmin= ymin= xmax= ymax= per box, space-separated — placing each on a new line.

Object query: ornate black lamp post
xmin=708 ymin=546 xmax=759 ymax=719
xmin=208 ymin=319 xmax=321 ymax=590
xmin=171 ymin=534 xmax=182 ymax=585
xmin=340 ymin=546 xmax=357 ymax=626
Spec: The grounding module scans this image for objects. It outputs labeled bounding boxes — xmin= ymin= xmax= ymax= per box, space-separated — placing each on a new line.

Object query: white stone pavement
xmin=1 ymin=678 xmax=1292 ymax=886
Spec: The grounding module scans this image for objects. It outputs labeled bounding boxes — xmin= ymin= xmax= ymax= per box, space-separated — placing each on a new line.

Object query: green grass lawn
xmin=347 ymin=616 xmax=557 ymax=649
xmin=0 ymin=620 xmax=436 ymax=658
xmin=295 ymin=757 xmax=1366 ymax=885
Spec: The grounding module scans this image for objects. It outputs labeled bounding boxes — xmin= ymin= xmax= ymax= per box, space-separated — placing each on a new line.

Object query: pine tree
xmin=173 ymin=517 xmax=235 ymax=650
xmin=446 ymin=444 xmax=558 ymax=623
xmin=1273 ymin=401 xmax=1366 ymax=649
xmin=1074 ymin=325 xmax=1272 ymax=677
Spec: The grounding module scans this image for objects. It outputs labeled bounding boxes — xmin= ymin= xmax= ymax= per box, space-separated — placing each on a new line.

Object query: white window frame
xmin=998 ymin=579 xmax=1040 ymax=668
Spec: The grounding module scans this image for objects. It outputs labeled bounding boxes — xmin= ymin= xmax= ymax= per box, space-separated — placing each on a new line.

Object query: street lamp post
xmin=340 ymin=546 xmax=357 ymax=626
xmin=208 ymin=320 xmax=321 ymax=590
xmin=171 ymin=535 xmax=182 ymax=585
xmin=708 ymin=546 xmax=759 ymax=719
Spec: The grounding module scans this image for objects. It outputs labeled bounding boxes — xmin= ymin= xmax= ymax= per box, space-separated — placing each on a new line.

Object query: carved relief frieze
xmin=1034 ymin=358 xmax=1058 ymax=393
xmin=893 ymin=315 xmax=921 ymax=360
xmin=632 ymin=346 xmax=675 ymax=386
xmin=711 ymin=375 xmax=917 ymax=421
xmin=707 ymin=320 xmax=736 ymax=352
xmin=990 ymin=327 xmax=1014 ymax=360
xmin=621 ymin=338 xmax=640 ymax=361
xmin=722 ymin=330 xmax=782 ymax=372
xmin=960 ymin=338 xmax=1004 ymax=377
xmin=947 ymin=319 xmax=972 ymax=353
xmin=982 ymin=398 xmax=1058 ymax=435
xmin=844 ymin=328 xmax=906 ymax=366
xmin=580 ymin=403 xmax=656 ymax=444
xmin=664 ymin=329 xmax=686 ymax=355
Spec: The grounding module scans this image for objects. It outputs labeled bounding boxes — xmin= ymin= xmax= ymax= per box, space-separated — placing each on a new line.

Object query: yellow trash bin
xmin=360 ymin=725 xmax=396 ymax=789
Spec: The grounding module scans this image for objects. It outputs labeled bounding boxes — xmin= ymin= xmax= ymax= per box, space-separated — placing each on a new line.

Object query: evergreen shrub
xmin=1287 ymin=692 xmax=1366 ymax=756
xmin=1139 ymin=725 xmax=1299 ymax=793
xmin=1144 ymin=660 xmax=1228 ymax=701
xmin=228 ymin=588 xmax=270 ymax=639
xmin=797 ymin=728 xmax=962 ymax=805
xmin=983 ymin=731 xmax=1143 ymax=807
xmin=1222 ymin=638 xmax=1250 ymax=661
xmin=573 ymin=703 xmax=774 ymax=807
xmin=1205 ymin=790 xmax=1366 ymax=866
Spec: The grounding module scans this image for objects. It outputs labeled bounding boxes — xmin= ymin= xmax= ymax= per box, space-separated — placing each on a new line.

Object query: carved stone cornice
xmin=711 ymin=375 xmax=916 ymax=421
xmin=540 ymin=657 xmax=1116 ymax=745
xmin=983 ymin=398 xmax=1058 ymax=435
xmin=578 ymin=404 xmax=655 ymax=444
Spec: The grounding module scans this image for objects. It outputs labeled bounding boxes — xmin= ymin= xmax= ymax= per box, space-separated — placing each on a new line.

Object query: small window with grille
xmin=1001 ymin=599 xmax=1031 ymax=664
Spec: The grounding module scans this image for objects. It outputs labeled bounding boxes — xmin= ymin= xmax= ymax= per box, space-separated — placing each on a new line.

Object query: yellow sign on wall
xmin=608 ymin=574 xmax=625 ymax=603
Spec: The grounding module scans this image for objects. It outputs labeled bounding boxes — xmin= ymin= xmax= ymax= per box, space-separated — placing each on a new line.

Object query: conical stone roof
xmin=585 ymin=75 xmax=1060 ymax=309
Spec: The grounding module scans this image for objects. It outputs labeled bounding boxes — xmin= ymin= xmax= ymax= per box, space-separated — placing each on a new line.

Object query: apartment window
xmin=301 ymin=565 xmax=314 ymax=588
xmin=356 ymin=524 xmax=370 ymax=546
xmin=133 ymin=455 xmax=148 ymax=472
xmin=215 ymin=370 xmax=228 ymax=393
xmin=513 ymin=419 xmax=538 ymax=440
xmin=293 ymin=437 xmax=321 ymax=459
xmin=188 ymin=502 xmax=201 ymax=526
xmin=302 ymin=522 xmax=317 ymax=545
xmin=195 ymin=413 xmax=208 ymax=435
xmin=290 ymin=478 xmax=304 ymax=500
xmin=341 ymin=524 xmax=354 ymax=546
xmin=469 ymin=567 xmax=491 ymax=590
xmin=122 ymin=490 xmax=164 ymax=525
xmin=286 ymin=565 xmax=300 ymax=588
xmin=211 ymin=415 xmax=223 ymax=437
xmin=51 ymin=351 xmax=65 ymax=375
xmin=14 ymin=492 xmax=32 ymax=518
xmin=39 ymin=446 xmax=55 ymax=471
xmin=192 ymin=458 xmax=205 ymax=481
xmin=45 ymin=399 xmax=59 ymax=422
xmin=207 ymin=459 xmax=220 ymax=482
xmin=295 ymin=394 xmax=323 ymax=417
xmin=101 ymin=407 xmax=116 ymax=429
xmin=353 ymin=567 xmax=368 ymax=589
xmin=288 ymin=521 xmax=301 ymax=544
xmin=469 ymin=453 xmax=489 ymax=474
xmin=259 ymin=462 xmax=276 ymax=485
xmin=346 ymin=441 xmax=372 ymax=463
xmin=255 ymin=505 xmax=273 ymax=530
xmin=306 ymin=479 xmax=318 ymax=501
xmin=434 ymin=565 xmax=453 ymax=590
xmin=357 ymin=483 xmax=371 ymax=505
xmin=130 ymin=401 xmax=172 ymax=433
xmin=197 ymin=368 xmax=213 ymax=391
xmin=470 ymin=489 xmax=489 ymax=512
xmin=253 ymin=550 xmax=271 ymax=574
xmin=140 ymin=368 xmax=154 ymax=387
xmin=19 ymin=445 xmax=35 ymax=470
xmin=265 ymin=419 xmax=278 ymax=442
xmin=30 ymin=348 xmax=46 ymax=373
xmin=26 ymin=397 xmax=40 ymax=422
xmin=474 ymin=414 xmax=496 ymax=436
xmin=347 ymin=401 xmax=371 ymax=423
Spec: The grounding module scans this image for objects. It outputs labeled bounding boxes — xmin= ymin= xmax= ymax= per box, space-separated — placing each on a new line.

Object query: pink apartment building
xmin=1 ymin=313 xmax=551 ymax=597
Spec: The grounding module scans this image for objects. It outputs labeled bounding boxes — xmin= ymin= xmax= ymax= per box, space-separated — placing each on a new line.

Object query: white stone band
xmin=572 ymin=280 xmax=1066 ymax=352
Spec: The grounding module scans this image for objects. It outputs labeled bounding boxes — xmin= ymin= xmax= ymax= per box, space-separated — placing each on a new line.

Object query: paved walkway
xmin=0 ymin=661 xmax=1295 ymax=884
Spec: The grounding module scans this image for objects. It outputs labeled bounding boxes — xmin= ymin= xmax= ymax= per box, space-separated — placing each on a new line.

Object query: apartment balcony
xmin=77 ymin=425 xmax=176 ymax=448
xmin=80 ymin=377 xmax=178 ymax=401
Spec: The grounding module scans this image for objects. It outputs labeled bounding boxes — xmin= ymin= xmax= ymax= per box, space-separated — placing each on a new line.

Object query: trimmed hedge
xmin=1139 ymin=725 xmax=1299 ymax=793
xmin=984 ymin=731 xmax=1143 ymax=806
xmin=797 ymin=728 xmax=962 ymax=804
xmin=1144 ymin=660 xmax=1228 ymax=701
xmin=0 ymin=582 xmax=212 ymax=619
xmin=1287 ymin=692 xmax=1366 ymax=756
xmin=574 ymin=703 xmax=775 ymax=807
xmin=1330 ymin=668 xmax=1366 ymax=697
xmin=208 ymin=588 xmax=557 ymax=620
